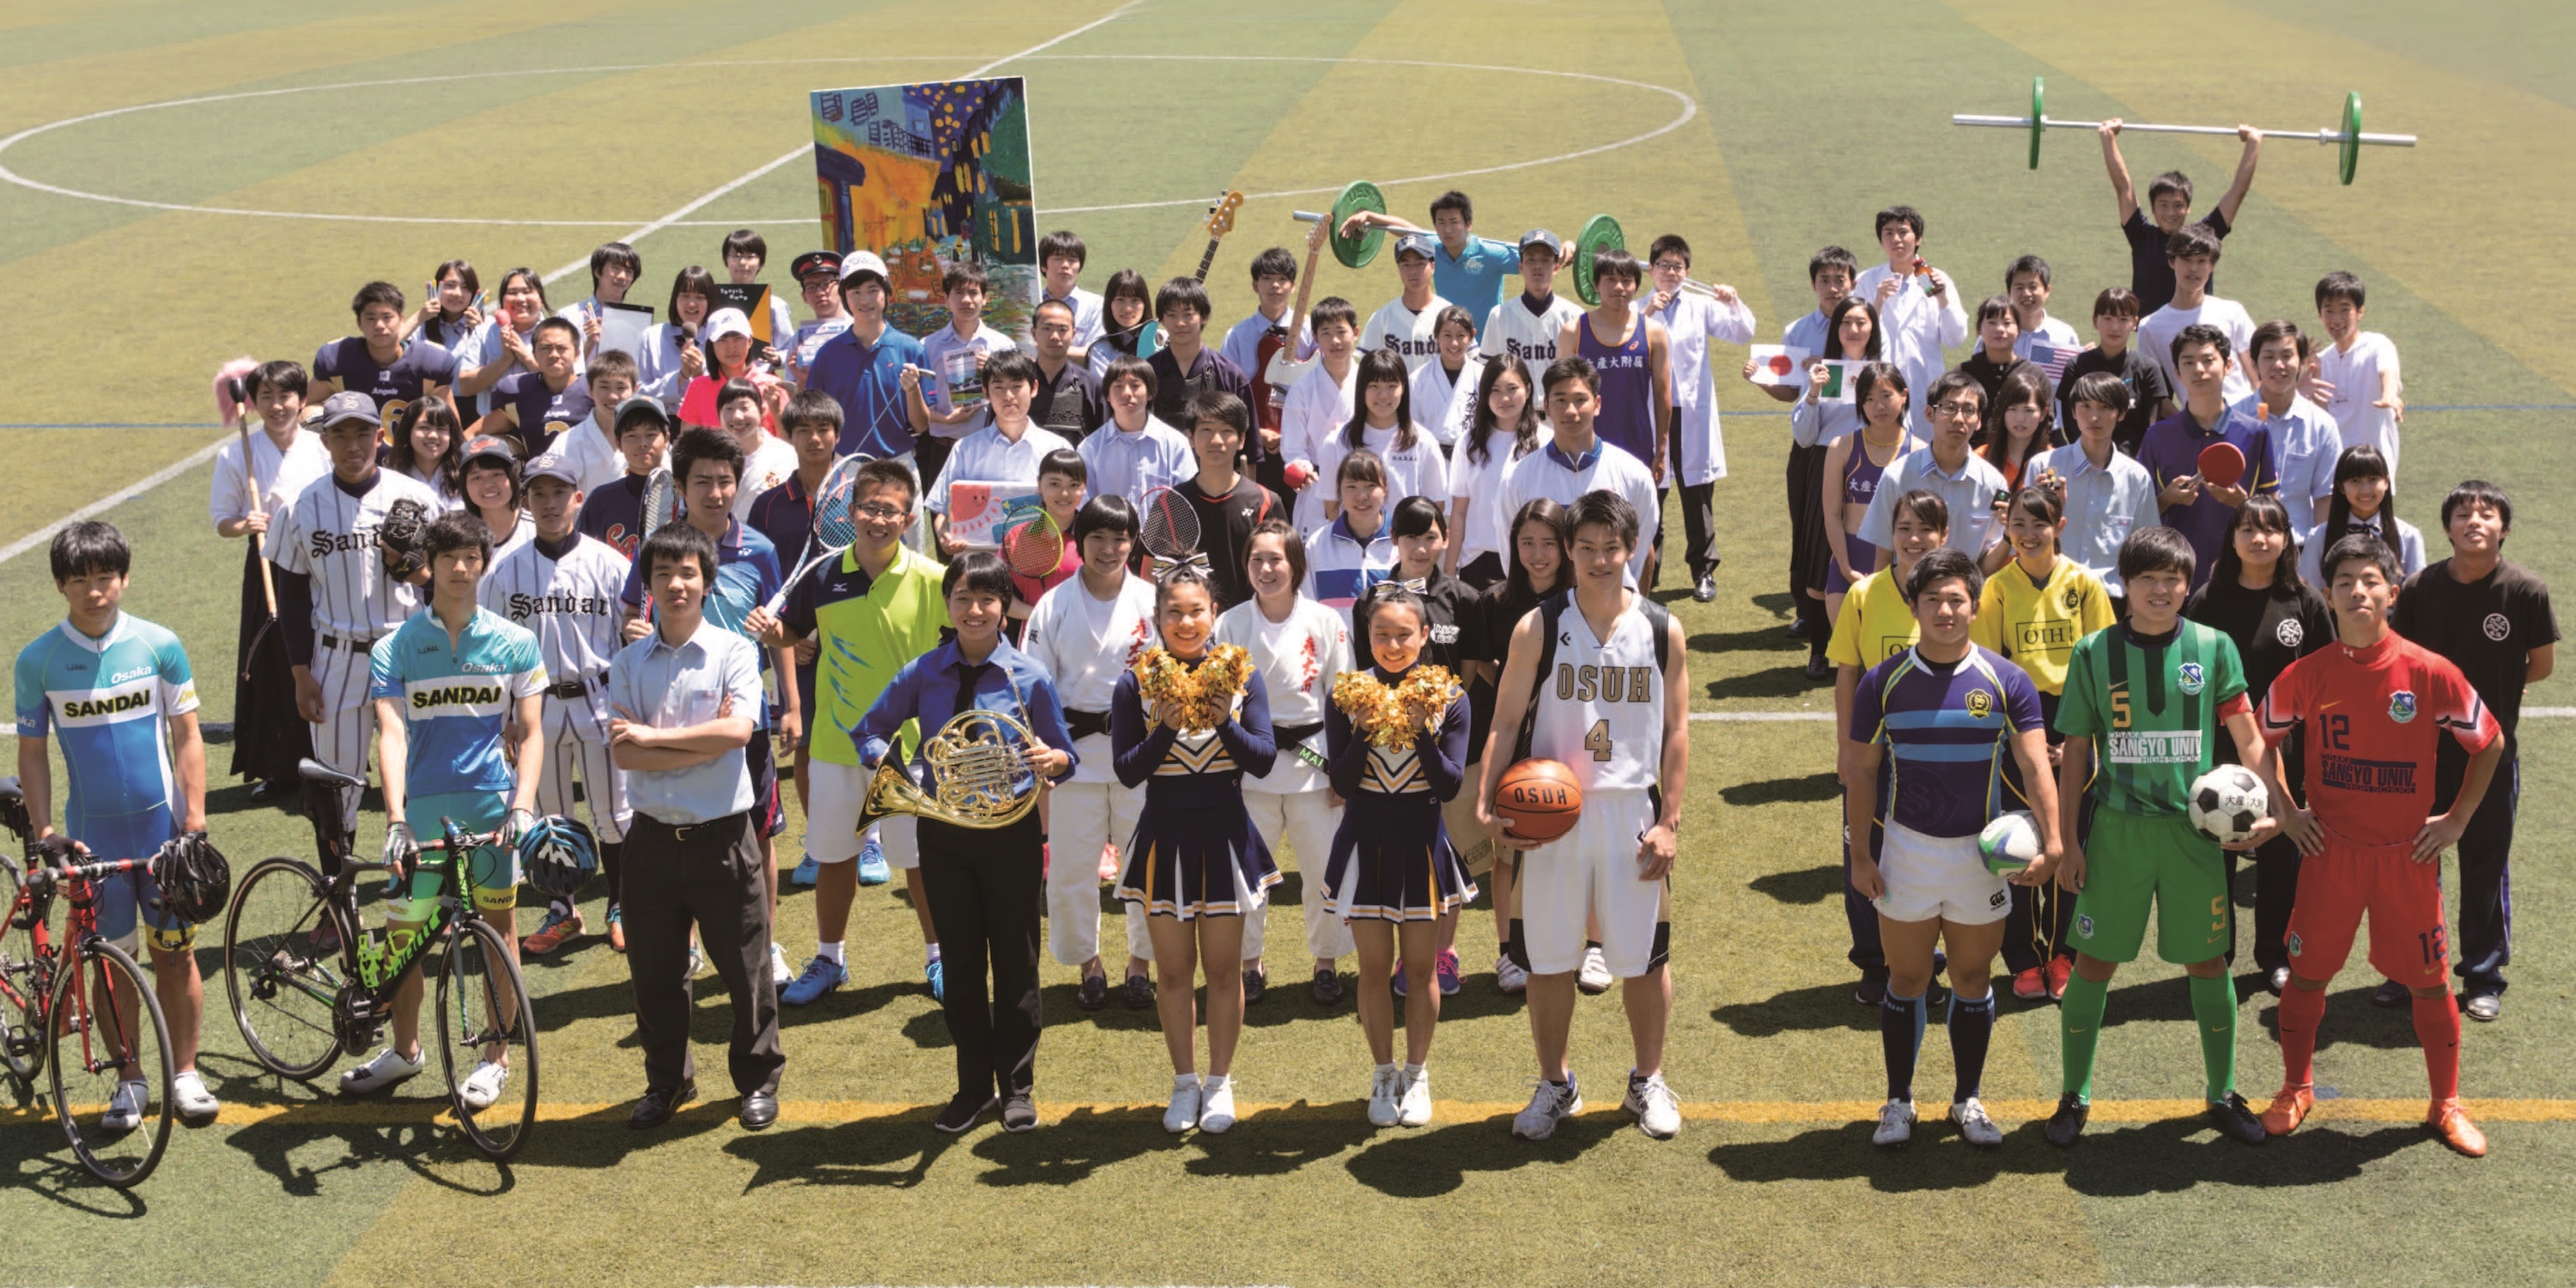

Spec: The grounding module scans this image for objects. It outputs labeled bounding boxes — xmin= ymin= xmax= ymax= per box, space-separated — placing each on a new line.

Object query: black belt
xmin=637 ymin=810 xmax=749 ymax=844
xmin=1276 ymin=720 xmax=1327 ymax=771
xmin=1066 ymin=708 xmax=1111 ymax=741
xmin=318 ymin=632 xmax=382 ymax=653
xmin=547 ymin=674 xmax=605 ymax=700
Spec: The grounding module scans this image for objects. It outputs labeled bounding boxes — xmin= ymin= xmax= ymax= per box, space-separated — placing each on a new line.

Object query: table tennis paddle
xmin=2196 ymin=440 xmax=2247 ymax=489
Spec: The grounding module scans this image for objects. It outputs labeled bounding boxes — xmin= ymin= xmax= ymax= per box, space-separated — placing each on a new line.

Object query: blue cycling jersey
xmin=368 ymin=607 xmax=547 ymax=797
xmin=15 ymin=615 xmax=197 ymax=841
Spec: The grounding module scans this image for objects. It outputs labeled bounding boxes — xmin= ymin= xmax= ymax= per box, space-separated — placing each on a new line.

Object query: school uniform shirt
xmin=453 ymin=321 xmax=544 ymax=410
xmin=922 ymin=422 xmax=1077 ymax=519
xmin=312 ymin=337 xmax=460 ymax=430
xmin=807 ymin=324 xmax=929 ymax=459
xmin=491 ymin=371 xmax=592 ymax=459
xmin=2395 ymin=558 xmax=2561 ymax=754
xmin=1315 ymin=424 xmax=1450 ymax=515
xmin=1218 ymin=311 xmax=1309 ymax=384
xmin=607 ymin=619 xmax=764 ymax=823
xmin=1042 ymin=286 xmax=1104 ymax=351
xmin=1851 ymin=645 xmax=2046 ymax=838
xmin=2137 ymin=407 xmax=2280 ymax=589
xmin=1432 ymin=236 xmax=1521 ymax=331
xmin=1854 ymin=445 xmax=2010 ymax=566
xmin=1029 ymin=358 xmax=1106 ymax=444
xmin=481 ymin=531 xmax=632 ymax=741
xmin=1636 ymin=290 xmax=1755 ymax=485
xmin=2232 ymin=392 xmax=2342 ymax=532
xmin=1479 ymin=291 xmax=1585 ymax=385
xmin=1449 ymin=432 xmax=1531 ymax=571
xmin=2053 ymin=344 xmax=2172 ymax=458
xmin=2297 ymin=515 xmax=2427 ymax=587
xmin=1409 ymin=352 xmax=1481 ymax=449
xmin=1216 ymin=596 xmax=1352 ymax=796
xmin=210 ymin=427 xmax=330 ymax=533
xmin=1789 ymin=386 xmax=1867 ymax=449
xmin=1148 ymin=347 xmax=1253 ymax=440
xmin=1281 ymin=361 xmax=1360 ymax=534
xmin=779 ymin=543 xmax=949 ymax=768
xmin=1303 ymin=513 xmax=1398 ymax=611
xmin=2137 ymin=295 xmax=2257 ymax=405
xmin=2122 ymin=209 xmax=2231 ymax=315
xmin=1851 ymin=264 xmax=1968 ymax=424
xmin=1078 ymin=416 xmax=1195 ymax=507
xmin=920 ymin=321 xmax=1018 ymax=424
xmin=1826 ymin=568 xmax=1918 ymax=670
xmin=732 ymin=434 xmax=799 ymax=525
xmin=2028 ymin=442 xmax=2159 ymax=595
xmin=1361 ymin=295 xmax=1455 ymax=375
xmin=1498 ymin=438 xmax=1661 ymax=584
xmin=2183 ymin=575 xmax=2335 ymax=711
xmin=635 ymin=322 xmax=700 ymax=403
xmin=1180 ymin=476 xmax=1283 ymax=611
xmin=2313 ymin=331 xmax=2403 ymax=475
xmin=1025 ymin=572 xmax=1158 ymax=786
xmin=855 ymin=635 xmax=1075 ymax=795
xmin=1968 ymin=558 xmax=2116 ymax=696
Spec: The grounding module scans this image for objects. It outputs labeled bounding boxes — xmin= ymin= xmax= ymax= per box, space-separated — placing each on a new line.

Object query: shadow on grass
xmin=724 ymin=1105 xmax=957 ymax=1190
xmin=1722 ymin=772 xmax=1841 ymax=808
xmin=1747 ymin=863 xmax=1844 ymax=906
xmin=225 ymin=1108 xmax=519 ymax=1198
xmin=1705 ymin=665 xmax=1827 ymax=702
xmin=1711 ymin=982 xmax=1877 ymax=1036
xmin=972 ymin=1103 xmax=1181 ymax=1185
xmin=1707 ymin=1115 xmax=2420 ymax=1194
xmin=0 ymin=1119 xmax=152 ymax=1218
xmin=1689 ymin=624 xmax=1808 ymax=655
xmin=1344 ymin=1109 xmax=1620 ymax=1196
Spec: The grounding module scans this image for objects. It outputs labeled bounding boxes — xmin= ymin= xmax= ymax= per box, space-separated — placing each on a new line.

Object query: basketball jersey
xmin=1577 ymin=316 xmax=1656 ymax=465
xmin=1524 ymin=593 xmax=1668 ymax=794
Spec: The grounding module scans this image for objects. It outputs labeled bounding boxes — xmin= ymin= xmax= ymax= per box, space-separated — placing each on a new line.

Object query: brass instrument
xmin=855 ymin=708 xmax=1042 ymax=830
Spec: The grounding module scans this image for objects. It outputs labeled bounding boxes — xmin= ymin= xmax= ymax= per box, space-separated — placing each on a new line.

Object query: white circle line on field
xmin=0 ymin=53 xmax=1698 ymax=228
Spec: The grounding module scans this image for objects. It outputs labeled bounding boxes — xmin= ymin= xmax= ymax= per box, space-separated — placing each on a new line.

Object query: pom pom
xmin=211 ymin=355 xmax=259 ymax=422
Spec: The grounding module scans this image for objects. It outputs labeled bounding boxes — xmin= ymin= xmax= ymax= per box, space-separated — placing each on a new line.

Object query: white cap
xmin=705 ymin=307 xmax=754 ymax=343
xmin=839 ymin=250 xmax=890 ymax=288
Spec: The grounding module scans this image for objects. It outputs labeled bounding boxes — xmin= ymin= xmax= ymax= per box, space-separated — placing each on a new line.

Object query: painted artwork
xmin=811 ymin=76 xmax=1037 ymax=344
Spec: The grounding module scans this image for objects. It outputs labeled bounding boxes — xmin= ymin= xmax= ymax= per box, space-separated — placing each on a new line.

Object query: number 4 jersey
xmin=1524 ymin=593 xmax=1668 ymax=794
xmin=2260 ymin=632 xmax=2497 ymax=852
xmin=14 ymin=615 xmax=197 ymax=839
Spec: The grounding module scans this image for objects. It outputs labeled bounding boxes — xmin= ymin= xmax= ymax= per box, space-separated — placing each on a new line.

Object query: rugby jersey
xmin=1851 ymin=645 xmax=2044 ymax=838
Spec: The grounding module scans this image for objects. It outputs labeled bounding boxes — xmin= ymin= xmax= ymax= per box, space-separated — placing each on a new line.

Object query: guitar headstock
xmin=1205 ymin=190 xmax=1246 ymax=239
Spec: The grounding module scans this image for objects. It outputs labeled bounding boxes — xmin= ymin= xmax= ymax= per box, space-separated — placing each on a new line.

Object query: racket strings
xmin=1139 ymin=489 xmax=1202 ymax=562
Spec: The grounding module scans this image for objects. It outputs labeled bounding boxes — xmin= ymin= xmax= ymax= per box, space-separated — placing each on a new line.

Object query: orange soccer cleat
xmin=2260 ymin=1084 xmax=2315 ymax=1137
xmin=2427 ymin=1100 xmax=2488 ymax=1157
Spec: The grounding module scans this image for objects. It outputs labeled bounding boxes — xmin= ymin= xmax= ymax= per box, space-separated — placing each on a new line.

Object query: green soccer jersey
xmin=2055 ymin=621 xmax=2246 ymax=816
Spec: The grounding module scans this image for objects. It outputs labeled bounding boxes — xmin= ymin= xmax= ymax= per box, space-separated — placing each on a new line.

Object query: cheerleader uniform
xmin=1323 ymin=665 xmax=1474 ymax=920
xmin=1218 ymin=596 xmax=1358 ymax=966
xmin=1112 ymin=659 xmax=1281 ymax=919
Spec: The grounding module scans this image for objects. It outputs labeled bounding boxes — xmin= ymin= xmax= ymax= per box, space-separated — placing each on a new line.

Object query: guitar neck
xmin=1193 ymin=236 xmax=1222 ymax=284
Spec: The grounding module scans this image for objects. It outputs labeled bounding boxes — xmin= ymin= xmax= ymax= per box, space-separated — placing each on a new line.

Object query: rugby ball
xmin=1977 ymin=810 xmax=2041 ymax=876
xmin=2188 ymin=765 xmax=2269 ymax=847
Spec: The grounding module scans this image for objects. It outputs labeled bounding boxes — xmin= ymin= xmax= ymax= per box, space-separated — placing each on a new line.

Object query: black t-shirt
xmin=2121 ymin=207 xmax=2232 ymax=315
xmin=2056 ymin=343 xmax=2172 ymax=459
xmin=2395 ymin=558 xmax=2560 ymax=748
xmin=1178 ymin=475 xmax=1281 ymax=611
xmin=1150 ymin=348 xmax=1254 ymax=458
xmin=1030 ymin=359 xmax=1106 ymax=446
xmin=1463 ymin=582 xmax=1550 ymax=763
xmin=1354 ymin=570 xmax=1473 ymax=675
xmin=2184 ymin=575 xmax=2334 ymax=706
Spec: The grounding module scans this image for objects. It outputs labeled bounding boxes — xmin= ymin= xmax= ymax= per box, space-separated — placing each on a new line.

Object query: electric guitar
xmin=1137 ymin=191 xmax=1243 ymax=361
xmin=1251 ymin=221 xmax=1325 ymax=434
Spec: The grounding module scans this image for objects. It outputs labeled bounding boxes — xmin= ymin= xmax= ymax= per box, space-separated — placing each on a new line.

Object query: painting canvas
xmin=811 ymin=76 xmax=1037 ymax=344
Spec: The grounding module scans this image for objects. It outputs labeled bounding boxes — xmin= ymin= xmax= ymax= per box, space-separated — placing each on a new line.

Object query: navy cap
xmin=316 ymin=390 xmax=380 ymax=428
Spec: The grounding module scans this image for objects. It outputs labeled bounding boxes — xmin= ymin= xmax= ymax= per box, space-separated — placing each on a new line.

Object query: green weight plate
xmin=2030 ymin=76 xmax=2045 ymax=170
xmin=1571 ymin=213 xmax=1625 ymax=307
xmin=2340 ymin=91 xmax=2361 ymax=185
xmin=1329 ymin=180 xmax=1388 ymax=270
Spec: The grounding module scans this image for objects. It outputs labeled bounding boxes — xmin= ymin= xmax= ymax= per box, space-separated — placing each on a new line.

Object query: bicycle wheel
xmin=437 ymin=916 xmax=537 ymax=1161
xmin=48 ymin=939 xmax=173 ymax=1188
xmin=0 ymin=862 xmax=52 ymax=1087
xmin=222 ymin=857 xmax=346 ymax=1080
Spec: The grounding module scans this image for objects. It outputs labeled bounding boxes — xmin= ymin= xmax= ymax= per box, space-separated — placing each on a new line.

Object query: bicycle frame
xmin=5 ymin=846 xmax=160 ymax=1077
xmin=295 ymin=776 xmax=505 ymax=1041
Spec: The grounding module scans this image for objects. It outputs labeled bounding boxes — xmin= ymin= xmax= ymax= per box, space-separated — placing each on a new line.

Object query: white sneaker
xmin=100 ymin=1078 xmax=150 ymax=1131
xmin=173 ymin=1070 xmax=220 ymax=1121
xmin=1494 ymin=953 xmax=1529 ymax=995
xmin=459 ymin=1059 xmax=510 ymax=1111
xmin=1396 ymin=1068 xmax=1433 ymax=1127
xmin=1872 ymin=1097 xmax=1917 ymax=1148
xmin=1199 ymin=1075 xmax=1236 ymax=1133
xmin=1577 ymin=945 xmax=1613 ymax=993
xmin=338 ymin=1045 xmax=427 ymax=1094
xmin=1512 ymin=1078 xmax=1583 ymax=1140
xmin=1163 ymin=1075 xmax=1202 ymax=1133
xmin=769 ymin=941 xmax=792 ymax=987
xmin=1950 ymin=1097 xmax=2002 ymax=1148
xmin=1365 ymin=1066 xmax=1401 ymax=1127
xmin=1624 ymin=1072 xmax=1680 ymax=1139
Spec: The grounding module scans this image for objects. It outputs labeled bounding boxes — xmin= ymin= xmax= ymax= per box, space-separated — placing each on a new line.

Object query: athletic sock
xmin=1404 ymin=1062 xmax=1425 ymax=1081
xmin=2058 ymin=972 xmax=2110 ymax=1101
xmin=599 ymin=840 xmax=624 ymax=903
xmin=1947 ymin=990 xmax=1995 ymax=1103
xmin=1880 ymin=992 xmax=1925 ymax=1102
xmin=2276 ymin=984 xmax=2329 ymax=1089
xmin=2410 ymin=992 xmax=2463 ymax=1103
xmin=926 ymin=942 xmax=942 ymax=966
xmin=2189 ymin=971 xmax=2239 ymax=1103
xmin=816 ymin=940 xmax=844 ymax=965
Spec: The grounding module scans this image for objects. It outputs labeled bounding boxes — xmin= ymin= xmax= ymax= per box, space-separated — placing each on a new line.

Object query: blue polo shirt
xmin=616 ymin=519 xmax=783 ymax=644
xmin=1851 ymin=645 xmax=2044 ymax=838
xmin=808 ymin=324 xmax=928 ymax=459
xmin=2137 ymin=406 xmax=2279 ymax=591
xmin=1433 ymin=236 xmax=1522 ymax=335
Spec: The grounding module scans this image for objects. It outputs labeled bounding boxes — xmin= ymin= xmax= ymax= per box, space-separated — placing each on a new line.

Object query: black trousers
xmin=2224 ymin=835 xmax=2304 ymax=973
xmin=2451 ymin=756 xmax=2518 ymax=993
xmin=623 ymin=811 xmax=783 ymax=1097
xmin=920 ymin=812 xmax=1044 ymax=1101
xmin=1666 ymin=433 xmax=1720 ymax=580
xmin=1785 ymin=443 xmax=1831 ymax=639
xmin=231 ymin=544 xmax=312 ymax=784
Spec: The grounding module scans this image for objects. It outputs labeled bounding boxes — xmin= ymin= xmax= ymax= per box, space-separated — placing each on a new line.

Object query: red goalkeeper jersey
xmin=2260 ymin=632 xmax=2499 ymax=851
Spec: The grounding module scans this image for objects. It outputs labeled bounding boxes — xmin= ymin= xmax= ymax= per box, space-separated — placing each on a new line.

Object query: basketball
xmin=1495 ymin=758 xmax=1583 ymax=843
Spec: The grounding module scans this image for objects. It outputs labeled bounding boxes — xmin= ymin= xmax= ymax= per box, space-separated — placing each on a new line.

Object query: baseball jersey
xmin=2261 ymin=633 xmax=2498 ymax=850
xmin=1826 ymin=568 xmax=1918 ymax=669
xmin=1498 ymin=439 xmax=1661 ymax=583
xmin=1852 ymin=645 xmax=2045 ymax=838
xmin=2137 ymin=295 xmax=2257 ymax=405
xmin=269 ymin=468 xmax=444 ymax=640
xmin=1479 ymin=292 xmax=1585 ymax=383
xmin=1361 ymin=295 xmax=1455 ymax=375
xmin=2313 ymin=331 xmax=2402 ymax=472
xmin=15 ymin=615 xmax=197 ymax=829
xmin=1968 ymin=557 xmax=2117 ymax=695
xmin=313 ymin=337 xmax=460 ymax=429
xmin=482 ymin=532 xmax=631 ymax=737
xmin=1303 ymin=514 xmax=1398 ymax=610
xmin=1526 ymin=593 xmax=1668 ymax=794
xmin=780 ymin=542 xmax=948 ymax=767
xmin=494 ymin=371 xmax=592 ymax=459
xmin=2057 ymin=621 xmax=2250 ymax=816
xmin=577 ymin=474 xmax=656 ymax=560
xmin=368 ymin=608 xmax=547 ymax=797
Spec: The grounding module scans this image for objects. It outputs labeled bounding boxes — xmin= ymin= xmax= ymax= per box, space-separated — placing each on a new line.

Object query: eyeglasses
xmin=855 ymin=502 xmax=908 ymax=520
xmin=1934 ymin=401 xmax=1982 ymax=417
xmin=1650 ymin=260 xmax=1688 ymax=272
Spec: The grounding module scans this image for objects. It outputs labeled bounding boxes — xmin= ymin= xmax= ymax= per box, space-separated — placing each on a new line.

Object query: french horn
xmin=855 ymin=708 xmax=1042 ymax=829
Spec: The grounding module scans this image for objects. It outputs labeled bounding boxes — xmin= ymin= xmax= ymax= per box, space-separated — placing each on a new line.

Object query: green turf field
xmin=3 ymin=1 xmax=2574 ymax=1285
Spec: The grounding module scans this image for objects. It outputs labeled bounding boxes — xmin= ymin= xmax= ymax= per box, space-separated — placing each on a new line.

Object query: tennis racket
xmin=999 ymin=505 xmax=1067 ymax=581
xmin=640 ymin=465 xmax=676 ymax=544
xmin=1138 ymin=485 xmax=1206 ymax=574
xmin=764 ymin=454 xmax=872 ymax=613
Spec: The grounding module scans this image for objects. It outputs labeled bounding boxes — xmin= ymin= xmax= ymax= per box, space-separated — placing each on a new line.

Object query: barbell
xmin=1951 ymin=77 xmax=2415 ymax=185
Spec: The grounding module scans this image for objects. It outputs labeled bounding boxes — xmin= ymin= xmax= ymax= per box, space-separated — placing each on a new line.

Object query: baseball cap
xmin=790 ymin=250 xmax=843 ymax=283
xmin=316 ymin=390 xmax=380 ymax=428
xmin=1394 ymin=232 xmax=1437 ymax=262
xmin=461 ymin=434 xmax=519 ymax=468
xmin=615 ymin=395 xmax=674 ymax=433
xmin=1518 ymin=228 xmax=1564 ymax=257
xmin=524 ymin=453 xmax=580 ymax=486
xmin=839 ymin=250 xmax=890 ymax=289
xmin=705 ymin=307 xmax=754 ymax=343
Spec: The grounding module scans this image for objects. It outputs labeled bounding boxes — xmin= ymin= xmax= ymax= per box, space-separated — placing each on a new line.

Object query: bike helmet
xmin=517 ymin=815 xmax=598 ymax=900
xmin=152 ymin=830 xmax=233 ymax=925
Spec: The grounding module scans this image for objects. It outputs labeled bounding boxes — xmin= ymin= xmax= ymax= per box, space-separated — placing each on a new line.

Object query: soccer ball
xmin=2188 ymin=766 xmax=2269 ymax=846
xmin=1977 ymin=811 xmax=2041 ymax=876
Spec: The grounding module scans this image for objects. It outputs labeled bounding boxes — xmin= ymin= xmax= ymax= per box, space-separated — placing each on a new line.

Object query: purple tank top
xmin=1844 ymin=437 xmax=1893 ymax=507
xmin=1577 ymin=317 xmax=1656 ymax=465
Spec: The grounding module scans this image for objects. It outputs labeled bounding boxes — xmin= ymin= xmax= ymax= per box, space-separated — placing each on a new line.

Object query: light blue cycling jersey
xmin=14 ymin=614 xmax=197 ymax=850
xmin=368 ymin=608 xmax=547 ymax=797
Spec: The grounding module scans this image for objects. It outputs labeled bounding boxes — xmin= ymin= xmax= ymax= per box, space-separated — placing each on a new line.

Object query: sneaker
xmin=790 ymin=854 xmax=821 ymax=888
xmin=2044 ymin=1092 xmax=2088 ymax=1147
xmin=1163 ymin=1076 xmax=1202 ymax=1133
xmin=2372 ymin=978 xmax=2409 ymax=1007
xmin=2428 ymin=1099 xmax=2488 ymax=1157
xmin=933 ymin=1091 xmax=996 ymax=1133
xmin=2011 ymin=967 xmax=2047 ymax=1001
xmin=100 ymin=1078 xmax=150 ymax=1131
xmin=606 ymin=903 xmax=626 ymax=953
xmin=173 ymin=1070 xmax=220 ymax=1121
xmin=2464 ymin=991 xmax=2502 ymax=1023
xmin=1494 ymin=953 xmax=1528 ymax=995
xmin=338 ymin=1045 xmax=426 ymax=1095
xmin=1950 ymin=1097 xmax=2002 ymax=1148
xmin=2208 ymin=1091 xmax=2266 ymax=1145
xmin=1625 ymin=1072 xmax=1680 ymax=1139
xmin=2261 ymin=1084 xmax=2316 ymax=1138
xmin=925 ymin=957 xmax=945 ymax=1002
xmin=1199 ymin=1076 xmax=1237 ymax=1133
xmin=1122 ymin=973 xmax=1155 ymax=1010
xmin=1434 ymin=949 xmax=1462 ymax=997
xmin=1000 ymin=1094 xmax=1039 ymax=1133
xmin=1692 ymin=574 xmax=1717 ymax=604
xmin=1366 ymin=1067 xmax=1401 ymax=1127
xmin=1871 ymin=1097 xmax=1917 ymax=1148
xmin=1242 ymin=965 xmax=1267 ymax=1006
xmin=522 ymin=906 xmax=583 ymax=956
xmin=1577 ymin=945 xmax=1613 ymax=994
xmin=1511 ymin=1078 xmax=1583 ymax=1140
xmin=1076 ymin=970 xmax=1109 ymax=1012
xmin=856 ymin=838 xmax=891 ymax=886
xmin=2045 ymin=957 xmax=2073 ymax=1000
xmin=1397 ymin=1068 xmax=1434 ymax=1128
xmin=1854 ymin=971 xmax=1888 ymax=1006
xmin=1310 ymin=965 xmax=1344 ymax=1005
xmin=782 ymin=955 xmax=848 ymax=1005
xmin=769 ymin=941 xmax=793 ymax=987
xmin=459 ymin=1059 xmax=509 ymax=1112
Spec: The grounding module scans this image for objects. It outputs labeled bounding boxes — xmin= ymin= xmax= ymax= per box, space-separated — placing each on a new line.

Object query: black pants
xmin=1785 ymin=443 xmax=1831 ymax=640
xmin=1844 ymin=817 xmax=1884 ymax=974
xmin=2451 ymin=756 xmax=2518 ymax=993
xmin=231 ymin=544 xmax=312 ymax=784
xmin=2224 ymin=835 xmax=2304 ymax=973
xmin=623 ymin=811 xmax=783 ymax=1097
xmin=1666 ymin=433 xmax=1719 ymax=580
xmin=920 ymin=812 xmax=1044 ymax=1100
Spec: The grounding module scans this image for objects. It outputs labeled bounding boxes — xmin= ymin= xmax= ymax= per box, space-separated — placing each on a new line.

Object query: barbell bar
xmin=1952 ymin=77 xmax=2415 ymax=185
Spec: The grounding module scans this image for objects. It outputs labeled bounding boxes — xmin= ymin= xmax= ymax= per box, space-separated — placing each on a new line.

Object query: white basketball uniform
xmin=482 ymin=531 xmax=635 ymax=843
xmin=1023 ymin=570 xmax=1158 ymax=967
xmin=268 ymin=467 xmax=441 ymax=831
xmin=1218 ymin=596 xmax=1357 ymax=967
xmin=1519 ymin=594 xmax=1671 ymax=978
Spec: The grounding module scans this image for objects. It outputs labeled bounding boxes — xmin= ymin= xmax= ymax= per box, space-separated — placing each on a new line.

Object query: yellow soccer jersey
xmin=1827 ymin=568 xmax=1918 ymax=670
xmin=1969 ymin=556 xmax=2114 ymax=694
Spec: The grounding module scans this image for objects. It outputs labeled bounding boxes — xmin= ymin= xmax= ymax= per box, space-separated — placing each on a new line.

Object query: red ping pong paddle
xmin=2196 ymin=440 xmax=2247 ymax=489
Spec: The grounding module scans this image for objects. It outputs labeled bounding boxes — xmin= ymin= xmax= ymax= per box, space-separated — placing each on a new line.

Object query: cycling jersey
xmin=368 ymin=608 xmax=546 ymax=797
xmin=14 ymin=614 xmax=197 ymax=847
